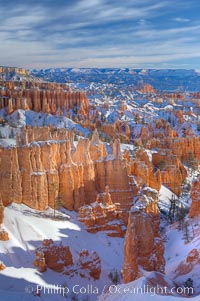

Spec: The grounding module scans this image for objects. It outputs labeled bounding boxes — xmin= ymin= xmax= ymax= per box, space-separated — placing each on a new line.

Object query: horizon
xmin=0 ymin=0 xmax=200 ymax=69
xmin=1 ymin=65 xmax=200 ymax=72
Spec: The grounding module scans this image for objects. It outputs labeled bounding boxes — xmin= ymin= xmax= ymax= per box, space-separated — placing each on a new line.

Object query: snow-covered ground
xmin=0 ymin=204 xmax=124 ymax=301
xmin=98 ymin=213 xmax=200 ymax=301
xmin=1 ymin=199 xmax=200 ymax=301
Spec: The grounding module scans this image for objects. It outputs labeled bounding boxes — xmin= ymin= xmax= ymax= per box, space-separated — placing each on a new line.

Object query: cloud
xmin=173 ymin=17 xmax=190 ymax=22
xmin=0 ymin=0 xmax=200 ymax=69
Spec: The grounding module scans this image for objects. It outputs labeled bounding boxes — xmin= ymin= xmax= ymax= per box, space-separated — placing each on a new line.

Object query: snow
xmin=159 ymin=185 xmax=175 ymax=212
xmin=165 ymin=215 xmax=200 ymax=295
xmin=97 ymin=273 xmax=200 ymax=301
xmin=1 ymin=109 xmax=90 ymax=137
xmin=0 ymin=203 xmax=124 ymax=301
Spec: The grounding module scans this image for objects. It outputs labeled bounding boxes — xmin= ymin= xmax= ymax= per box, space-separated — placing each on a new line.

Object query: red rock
xmin=33 ymin=250 xmax=47 ymax=272
xmin=129 ymin=149 xmax=161 ymax=191
xmin=77 ymin=250 xmax=101 ymax=280
xmin=36 ymin=239 xmax=73 ymax=273
xmin=0 ymin=228 xmax=9 ymax=241
xmin=122 ymin=187 xmax=165 ymax=283
xmin=0 ymin=199 xmax=4 ymax=226
xmin=189 ymin=177 xmax=200 ymax=218
xmin=138 ymin=83 xmax=155 ymax=94
xmin=175 ymin=248 xmax=200 ymax=276
xmin=34 ymin=240 xmax=101 ymax=280
xmin=78 ymin=187 xmax=125 ymax=237
xmin=152 ymin=149 xmax=187 ymax=195
xmin=89 ymin=129 xmax=107 ymax=161
xmin=0 ymin=80 xmax=89 ymax=115
xmin=0 ymin=261 xmax=6 ymax=270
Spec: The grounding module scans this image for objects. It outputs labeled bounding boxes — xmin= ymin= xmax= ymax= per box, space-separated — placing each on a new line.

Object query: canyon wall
xmin=0 ymin=81 xmax=89 ymax=115
xmin=0 ymin=140 xmax=96 ymax=210
xmin=150 ymin=137 xmax=200 ymax=164
xmin=0 ymin=133 xmax=137 ymax=215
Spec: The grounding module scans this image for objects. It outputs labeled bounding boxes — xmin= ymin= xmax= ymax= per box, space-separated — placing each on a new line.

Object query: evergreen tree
xmin=183 ymin=221 xmax=193 ymax=243
xmin=168 ymin=194 xmax=177 ymax=224
xmin=184 ymin=278 xmax=194 ymax=296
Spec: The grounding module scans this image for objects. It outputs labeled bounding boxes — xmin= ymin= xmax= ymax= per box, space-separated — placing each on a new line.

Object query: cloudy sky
xmin=0 ymin=0 xmax=200 ymax=69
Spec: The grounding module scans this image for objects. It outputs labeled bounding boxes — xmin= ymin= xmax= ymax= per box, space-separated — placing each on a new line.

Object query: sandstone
xmin=95 ymin=157 xmax=135 ymax=224
xmin=0 ymin=228 xmax=9 ymax=241
xmin=0 ymin=261 xmax=6 ymax=270
xmin=122 ymin=187 xmax=165 ymax=283
xmin=0 ymin=199 xmax=4 ymax=226
xmin=152 ymin=149 xmax=187 ymax=195
xmin=89 ymin=129 xmax=107 ymax=161
xmin=72 ymin=138 xmax=96 ymax=205
xmin=34 ymin=240 xmax=101 ymax=280
xmin=189 ymin=177 xmax=200 ymax=218
xmin=129 ymin=149 xmax=161 ymax=191
xmin=149 ymin=137 xmax=200 ymax=165
xmin=76 ymin=250 xmax=101 ymax=280
xmin=78 ymin=187 xmax=125 ymax=237
xmin=0 ymin=199 xmax=9 ymax=240
xmin=36 ymin=239 xmax=73 ymax=273
xmin=33 ymin=250 xmax=47 ymax=273
xmin=0 ymin=139 xmax=94 ymax=211
xmin=175 ymin=248 xmax=200 ymax=276
xmin=18 ymin=126 xmax=71 ymax=145
xmin=0 ymin=80 xmax=89 ymax=115
xmin=138 ymin=83 xmax=155 ymax=94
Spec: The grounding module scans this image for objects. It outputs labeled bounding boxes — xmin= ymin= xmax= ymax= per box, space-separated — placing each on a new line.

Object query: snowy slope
xmin=0 ymin=204 xmax=124 ymax=301
xmin=0 ymin=109 xmax=90 ymax=137
xmin=98 ymin=214 xmax=200 ymax=301
xmin=165 ymin=215 xmax=200 ymax=295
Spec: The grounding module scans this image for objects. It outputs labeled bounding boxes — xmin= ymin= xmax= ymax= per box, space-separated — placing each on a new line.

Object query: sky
xmin=0 ymin=0 xmax=200 ymax=69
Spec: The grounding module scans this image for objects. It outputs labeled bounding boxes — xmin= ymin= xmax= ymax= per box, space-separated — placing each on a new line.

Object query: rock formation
xmin=78 ymin=186 xmax=125 ymax=237
xmin=0 ymin=228 xmax=9 ymax=241
xmin=34 ymin=240 xmax=101 ymax=280
xmin=0 ymin=135 xmax=133 ymax=213
xmin=0 ymin=261 xmax=6 ymax=270
xmin=129 ymin=149 xmax=161 ymax=191
xmin=35 ymin=239 xmax=73 ymax=273
xmin=0 ymin=80 xmax=89 ymax=115
xmin=138 ymin=83 xmax=155 ymax=94
xmin=17 ymin=126 xmax=71 ymax=145
xmin=122 ymin=187 xmax=165 ymax=283
xmin=150 ymin=137 xmax=200 ymax=165
xmin=0 ymin=139 xmax=95 ymax=210
xmin=89 ymin=129 xmax=107 ymax=161
xmin=0 ymin=66 xmax=29 ymax=77
xmin=152 ymin=149 xmax=187 ymax=195
xmin=0 ymin=199 xmax=9 ymax=240
xmin=73 ymin=249 xmax=101 ymax=280
xmin=72 ymin=138 xmax=96 ymax=205
xmin=189 ymin=177 xmax=200 ymax=218
xmin=175 ymin=248 xmax=200 ymax=276
xmin=95 ymin=139 xmax=136 ymax=223
xmin=0 ymin=199 xmax=4 ymax=227
xmin=33 ymin=250 xmax=47 ymax=273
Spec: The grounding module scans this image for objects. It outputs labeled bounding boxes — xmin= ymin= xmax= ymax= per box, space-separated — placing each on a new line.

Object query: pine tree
xmin=168 ymin=194 xmax=177 ymax=224
xmin=183 ymin=221 xmax=192 ymax=243
xmin=184 ymin=278 xmax=194 ymax=296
